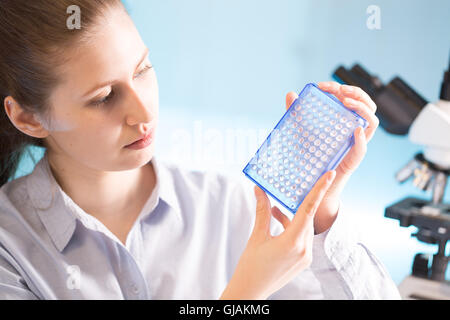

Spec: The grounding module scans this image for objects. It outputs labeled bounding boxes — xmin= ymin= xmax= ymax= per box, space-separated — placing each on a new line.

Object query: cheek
xmin=39 ymin=114 xmax=77 ymax=132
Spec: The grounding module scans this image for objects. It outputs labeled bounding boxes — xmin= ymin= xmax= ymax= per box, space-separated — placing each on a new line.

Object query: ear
xmin=4 ymin=97 xmax=49 ymax=139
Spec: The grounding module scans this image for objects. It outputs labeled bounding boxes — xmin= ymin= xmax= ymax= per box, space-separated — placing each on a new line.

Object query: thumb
xmin=286 ymin=91 xmax=298 ymax=111
xmin=252 ymin=186 xmax=272 ymax=240
xmin=338 ymin=126 xmax=367 ymax=175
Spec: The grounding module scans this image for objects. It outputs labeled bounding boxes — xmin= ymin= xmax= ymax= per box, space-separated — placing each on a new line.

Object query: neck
xmin=46 ymin=152 xmax=156 ymax=221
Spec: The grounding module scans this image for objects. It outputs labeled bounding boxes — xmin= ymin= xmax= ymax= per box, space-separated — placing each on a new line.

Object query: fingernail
xmin=358 ymin=126 xmax=365 ymax=137
xmin=254 ymin=186 xmax=262 ymax=197
xmin=327 ymin=170 xmax=336 ymax=183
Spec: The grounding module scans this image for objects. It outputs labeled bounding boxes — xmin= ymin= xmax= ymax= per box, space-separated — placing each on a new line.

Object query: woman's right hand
xmin=220 ymin=170 xmax=337 ymax=300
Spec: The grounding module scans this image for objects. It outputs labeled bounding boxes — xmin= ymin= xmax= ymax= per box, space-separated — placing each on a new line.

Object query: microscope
xmin=332 ymin=54 xmax=450 ymax=300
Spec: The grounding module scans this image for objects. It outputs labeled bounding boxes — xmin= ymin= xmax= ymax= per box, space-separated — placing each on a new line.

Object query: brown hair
xmin=0 ymin=0 xmax=127 ymax=187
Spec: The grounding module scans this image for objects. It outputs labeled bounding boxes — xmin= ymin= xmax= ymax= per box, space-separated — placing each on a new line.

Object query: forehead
xmin=53 ymin=8 xmax=147 ymax=100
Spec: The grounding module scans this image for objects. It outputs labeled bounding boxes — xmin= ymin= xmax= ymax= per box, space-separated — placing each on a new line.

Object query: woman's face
xmin=43 ymin=6 xmax=159 ymax=172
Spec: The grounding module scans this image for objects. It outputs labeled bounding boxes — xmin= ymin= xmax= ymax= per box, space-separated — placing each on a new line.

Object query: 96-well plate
xmin=243 ymin=83 xmax=368 ymax=214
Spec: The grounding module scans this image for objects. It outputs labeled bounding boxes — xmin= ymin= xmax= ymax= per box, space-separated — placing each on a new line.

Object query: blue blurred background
xmin=15 ymin=0 xmax=450 ymax=286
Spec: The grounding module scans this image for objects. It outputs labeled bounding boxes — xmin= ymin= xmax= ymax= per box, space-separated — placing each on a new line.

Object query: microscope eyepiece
xmin=333 ymin=64 xmax=427 ymax=135
xmin=439 ymin=54 xmax=450 ymax=101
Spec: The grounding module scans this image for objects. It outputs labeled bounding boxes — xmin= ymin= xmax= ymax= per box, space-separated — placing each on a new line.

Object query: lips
xmin=126 ymin=128 xmax=154 ymax=147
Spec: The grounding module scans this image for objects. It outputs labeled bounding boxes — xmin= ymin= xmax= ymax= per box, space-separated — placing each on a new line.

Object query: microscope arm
xmin=408 ymin=100 xmax=450 ymax=170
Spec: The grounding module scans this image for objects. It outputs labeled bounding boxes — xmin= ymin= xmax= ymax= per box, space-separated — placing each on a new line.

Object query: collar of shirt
xmin=26 ymin=153 xmax=181 ymax=252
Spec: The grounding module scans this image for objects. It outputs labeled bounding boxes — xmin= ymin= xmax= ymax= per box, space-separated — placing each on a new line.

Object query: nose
xmin=125 ymin=86 xmax=155 ymax=128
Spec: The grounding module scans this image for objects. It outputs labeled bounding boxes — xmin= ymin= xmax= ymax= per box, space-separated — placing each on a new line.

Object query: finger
xmin=253 ymin=186 xmax=272 ymax=239
xmin=303 ymin=226 xmax=315 ymax=265
xmin=286 ymin=91 xmax=298 ymax=111
xmin=338 ymin=126 xmax=367 ymax=175
xmin=318 ymin=82 xmax=377 ymax=114
xmin=340 ymin=85 xmax=377 ymax=113
xmin=271 ymin=206 xmax=291 ymax=230
xmin=288 ymin=170 xmax=336 ymax=236
xmin=341 ymin=97 xmax=379 ymax=142
xmin=317 ymin=81 xmax=346 ymax=102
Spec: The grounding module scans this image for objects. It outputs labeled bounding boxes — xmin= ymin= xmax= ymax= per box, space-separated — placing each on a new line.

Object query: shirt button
xmin=130 ymin=283 xmax=140 ymax=295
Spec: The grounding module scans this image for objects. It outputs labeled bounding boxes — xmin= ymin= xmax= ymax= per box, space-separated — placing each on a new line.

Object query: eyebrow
xmin=82 ymin=47 xmax=150 ymax=99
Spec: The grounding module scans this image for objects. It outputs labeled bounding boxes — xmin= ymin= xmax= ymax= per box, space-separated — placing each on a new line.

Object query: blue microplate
xmin=243 ymin=83 xmax=368 ymax=214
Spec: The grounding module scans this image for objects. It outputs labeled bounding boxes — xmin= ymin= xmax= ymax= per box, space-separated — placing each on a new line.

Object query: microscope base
xmin=398 ymin=275 xmax=450 ymax=300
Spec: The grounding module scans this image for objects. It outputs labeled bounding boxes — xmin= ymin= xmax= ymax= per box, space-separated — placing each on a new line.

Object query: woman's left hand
xmin=284 ymin=81 xmax=380 ymax=234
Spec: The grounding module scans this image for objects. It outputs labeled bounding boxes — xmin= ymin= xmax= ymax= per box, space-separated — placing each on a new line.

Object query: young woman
xmin=0 ymin=0 xmax=400 ymax=299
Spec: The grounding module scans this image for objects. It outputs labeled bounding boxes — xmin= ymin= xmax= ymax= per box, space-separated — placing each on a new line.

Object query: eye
xmin=89 ymin=65 xmax=153 ymax=108
xmin=91 ymin=90 xmax=115 ymax=107
xmin=134 ymin=64 xmax=153 ymax=79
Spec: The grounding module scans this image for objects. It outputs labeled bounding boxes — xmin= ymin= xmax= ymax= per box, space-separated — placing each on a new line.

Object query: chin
xmin=120 ymin=143 xmax=155 ymax=170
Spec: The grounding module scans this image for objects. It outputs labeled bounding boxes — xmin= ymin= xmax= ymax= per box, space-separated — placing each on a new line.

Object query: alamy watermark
xmin=66 ymin=265 xmax=81 ymax=290
xmin=66 ymin=5 xmax=81 ymax=30
xmin=366 ymin=5 xmax=381 ymax=30
xmin=167 ymin=120 xmax=271 ymax=168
